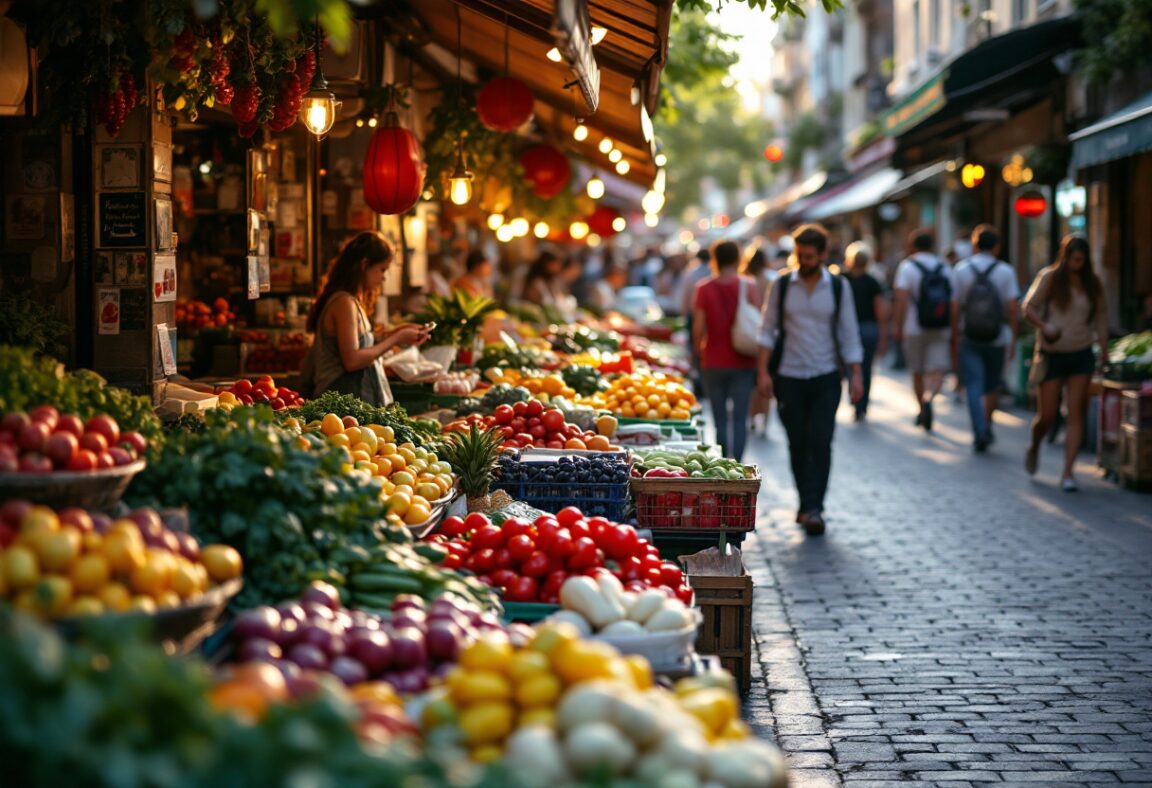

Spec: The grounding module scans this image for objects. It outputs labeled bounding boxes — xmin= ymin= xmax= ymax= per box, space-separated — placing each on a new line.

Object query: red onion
xmin=329 ymin=655 xmax=369 ymax=686
xmin=300 ymin=601 xmax=335 ymax=621
xmin=233 ymin=606 xmax=282 ymax=643
xmin=348 ymin=629 xmax=393 ymax=675
xmin=298 ymin=623 xmax=344 ymax=657
xmin=391 ymin=594 xmax=426 ymax=612
xmin=286 ymin=643 xmax=328 ymax=671
xmin=300 ymin=581 xmax=342 ymax=611
xmin=385 ymin=666 xmax=430 ymax=694
xmin=425 ymin=621 xmax=466 ymax=663
xmin=388 ymin=627 xmax=427 ymax=670
xmin=238 ymin=638 xmax=283 ymax=662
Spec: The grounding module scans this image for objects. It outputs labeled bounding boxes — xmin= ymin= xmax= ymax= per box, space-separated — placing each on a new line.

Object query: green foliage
xmin=0 ymin=293 xmax=69 ymax=358
xmin=659 ymin=8 xmax=741 ymax=125
xmin=1074 ymin=0 xmax=1152 ymax=82
xmin=0 ymin=345 xmax=164 ymax=447
xmin=412 ymin=290 xmax=500 ymax=347
xmin=784 ymin=111 xmax=829 ymax=169
xmin=422 ymin=84 xmax=522 ymax=205
xmin=282 ymin=391 xmax=438 ymax=445
xmin=675 ymin=0 xmax=843 ymax=20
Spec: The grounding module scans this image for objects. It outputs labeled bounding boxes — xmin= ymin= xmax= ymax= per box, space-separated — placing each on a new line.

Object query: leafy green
xmin=411 ymin=290 xmax=500 ymax=347
xmin=560 ymin=365 xmax=607 ymax=397
xmin=281 ymin=391 xmax=438 ymax=445
xmin=0 ymin=293 xmax=69 ymax=357
xmin=0 ymin=345 xmax=164 ymax=448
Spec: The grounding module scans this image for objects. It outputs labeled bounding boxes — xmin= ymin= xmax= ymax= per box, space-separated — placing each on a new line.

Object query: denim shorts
xmin=1041 ymin=347 xmax=1095 ymax=382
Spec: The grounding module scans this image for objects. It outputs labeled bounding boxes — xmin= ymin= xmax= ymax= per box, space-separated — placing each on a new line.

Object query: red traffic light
xmin=763 ymin=144 xmax=784 ymax=163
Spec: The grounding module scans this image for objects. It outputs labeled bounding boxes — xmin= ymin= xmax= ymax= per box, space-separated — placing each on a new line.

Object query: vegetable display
xmin=282 ymin=390 xmax=437 ymax=446
xmin=0 ymin=407 xmax=149 ymax=472
xmin=216 ymin=375 xmax=303 ymax=411
xmin=559 ymin=364 xmax=606 ymax=396
xmin=580 ymin=372 xmax=697 ymax=421
xmin=489 ymin=400 xmax=617 ymax=451
xmin=633 ymin=448 xmax=754 ymax=480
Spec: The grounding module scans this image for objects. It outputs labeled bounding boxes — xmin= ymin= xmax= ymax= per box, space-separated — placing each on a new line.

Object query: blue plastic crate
xmin=492 ymin=453 xmax=632 ymax=520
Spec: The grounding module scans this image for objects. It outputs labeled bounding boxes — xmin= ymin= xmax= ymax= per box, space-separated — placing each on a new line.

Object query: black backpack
xmin=911 ymin=260 xmax=952 ymax=329
xmin=767 ymin=271 xmax=843 ymax=375
xmin=962 ymin=260 xmax=1005 ymax=342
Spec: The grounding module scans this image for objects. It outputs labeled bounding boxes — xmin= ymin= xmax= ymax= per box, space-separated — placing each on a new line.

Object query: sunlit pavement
xmin=730 ymin=367 xmax=1152 ymax=786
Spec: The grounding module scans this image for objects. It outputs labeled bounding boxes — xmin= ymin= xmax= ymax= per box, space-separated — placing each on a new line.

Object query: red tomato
xmin=493 ymin=548 xmax=513 ymax=569
xmin=541 ymin=570 xmax=568 ymax=597
xmin=548 ymin=530 xmax=576 ymax=560
xmin=505 ymin=575 xmax=539 ymax=602
xmin=555 ymin=507 xmax=584 ymax=529
xmin=534 ymin=515 xmax=560 ymax=533
xmin=442 ymin=553 xmax=462 ymax=569
xmin=439 ymin=516 xmax=467 ymax=537
xmin=599 ymin=525 xmax=640 ymax=560
xmin=540 ymin=409 xmax=565 ymax=432
xmin=463 ymin=512 xmax=492 ymax=532
xmin=641 ymin=554 xmax=663 ymax=573
xmin=510 ymin=417 xmax=527 ymax=434
xmin=643 ymin=567 xmax=663 ymax=586
xmin=521 ymin=551 xmax=551 ymax=577
xmin=501 ymin=518 xmax=535 ymax=540
xmin=524 ymin=399 xmax=544 ymax=417
xmin=506 ymin=534 xmax=535 ymax=562
xmin=586 ymin=516 xmax=613 ymax=531
xmin=567 ymin=538 xmax=602 ymax=570
xmin=659 ymin=563 xmax=684 ymax=587
xmin=472 ymin=548 xmax=498 ymax=573
xmin=512 ymin=401 xmax=528 ymax=417
xmin=675 ymin=584 xmax=695 ymax=605
xmin=564 ymin=425 xmax=583 ymax=439
xmin=617 ymin=556 xmax=643 ymax=581
xmin=530 ymin=424 xmax=547 ymax=439
xmin=546 ymin=439 xmax=565 ymax=449
xmin=527 ymin=416 xmax=541 ymax=428
xmin=493 ymin=404 xmax=515 ymax=424
xmin=567 ymin=519 xmax=591 ymax=540
xmin=490 ymin=568 xmax=518 ymax=590
xmin=471 ymin=525 xmax=504 ymax=551
xmin=515 ymin=433 xmax=535 ymax=446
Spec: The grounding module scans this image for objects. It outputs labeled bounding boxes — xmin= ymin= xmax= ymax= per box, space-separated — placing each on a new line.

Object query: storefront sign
xmin=98 ymin=191 xmax=146 ymax=247
xmin=880 ymin=73 xmax=947 ymax=138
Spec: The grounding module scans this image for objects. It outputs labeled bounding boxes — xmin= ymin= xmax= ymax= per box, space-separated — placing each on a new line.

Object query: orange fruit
xmin=564 ymin=437 xmax=587 ymax=450
xmin=320 ymin=413 xmax=344 ymax=436
xmin=99 ymin=582 xmax=133 ymax=612
xmin=585 ymin=435 xmax=611 ymax=451
xmin=201 ymin=544 xmax=243 ymax=583
xmin=103 ymin=531 xmax=147 ymax=575
xmin=71 ymin=553 xmax=111 ymax=594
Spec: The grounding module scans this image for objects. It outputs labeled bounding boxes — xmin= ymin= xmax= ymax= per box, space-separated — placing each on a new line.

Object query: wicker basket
xmin=631 ymin=468 xmax=761 ymax=531
xmin=0 ymin=460 xmax=146 ymax=512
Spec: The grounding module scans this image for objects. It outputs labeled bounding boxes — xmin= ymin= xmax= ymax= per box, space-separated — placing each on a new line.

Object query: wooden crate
xmin=1119 ymin=425 xmax=1152 ymax=488
xmin=687 ymin=569 xmax=754 ymax=693
xmin=1121 ymin=390 xmax=1152 ymax=431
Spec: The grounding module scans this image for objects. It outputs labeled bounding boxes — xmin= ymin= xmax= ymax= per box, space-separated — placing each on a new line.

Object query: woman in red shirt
xmin=693 ymin=240 xmax=762 ymax=460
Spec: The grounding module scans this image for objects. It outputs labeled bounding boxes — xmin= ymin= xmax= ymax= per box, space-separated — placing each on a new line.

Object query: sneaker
xmin=1061 ymin=477 xmax=1079 ymax=492
xmin=1025 ymin=444 xmax=1039 ymax=475
xmin=922 ymin=400 xmax=934 ymax=431
xmin=974 ymin=436 xmax=990 ymax=453
xmin=914 ymin=410 xmax=923 ymax=427
xmin=854 ymin=409 xmax=866 ymax=422
xmin=803 ymin=512 xmax=826 ymax=536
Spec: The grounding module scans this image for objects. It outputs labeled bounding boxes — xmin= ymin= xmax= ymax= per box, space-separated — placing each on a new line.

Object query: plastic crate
xmin=687 ymin=568 xmax=753 ymax=693
xmin=631 ymin=470 xmax=761 ymax=532
xmin=492 ymin=454 xmax=631 ymax=520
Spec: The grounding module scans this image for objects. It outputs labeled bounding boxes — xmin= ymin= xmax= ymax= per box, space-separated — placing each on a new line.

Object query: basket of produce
xmin=545 ymin=574 xmax=702 ymax=669
xmin=630 ymin=450 xmax=760 ymax=531
xmin=492 ymin=453 xmax=631 ymax=520
xmin=0 ymin=500 xmax=246 ymax=653
xmin=0 ymin=409 xmax=151 ymax=511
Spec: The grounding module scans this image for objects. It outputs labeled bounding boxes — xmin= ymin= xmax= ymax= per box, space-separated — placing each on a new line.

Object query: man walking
xmin=951 ymin=224 xmax=1020 ymax=452
xmin=892 ymin=229 xmax=953 ymax=431
xmin=757 ymin=224 xmax=864 ymax=535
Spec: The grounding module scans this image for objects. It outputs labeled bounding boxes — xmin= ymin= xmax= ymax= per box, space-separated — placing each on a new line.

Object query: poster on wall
xmin=5 ymin=195 xmax=45 ymax=240
xmin=98 ymin=144 xmax=141 ymax=190
xmin=153 ymin=253 xmax=177 ymax=302
xmin=98 ymin=288 xmax=120 ymax=335
xmin=98 ymin=192 xmax=146 ymax=247
xmin=95 ymin=251 xmax=115 ymax=284
xmin=247 ymin=256 xmax=260 ymax=299
xmin=156 ymin=324 xmax=177 ymax=375
xmin=119 ymin=287 xmax=148 ymax=332
xmin=154 ymin=195 xmax=174 ymax=251
xmin=153 ymin=140 xmax=173 ymax=183
xmin=60 ymin=193 xmax=75 ymax=263
xmin=115 ymin=251 xmax=148 ymax=285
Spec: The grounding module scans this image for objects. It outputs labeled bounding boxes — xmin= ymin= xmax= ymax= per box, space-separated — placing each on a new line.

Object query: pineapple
xmin=440 ymin=423 xmax=504 ymax=513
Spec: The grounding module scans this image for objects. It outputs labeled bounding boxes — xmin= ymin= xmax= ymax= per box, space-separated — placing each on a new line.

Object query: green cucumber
xmin=348 ymin=572 xmax=424 ymax=593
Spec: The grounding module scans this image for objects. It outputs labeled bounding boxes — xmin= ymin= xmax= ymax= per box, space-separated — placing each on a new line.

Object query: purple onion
xmin=298 ymin=623 xmax=343 ymax=657
xmin=274 ymin=659 xmax=302 ymax=681
xmin=238 ymin=637 xmax=283 ymax=662
xmin=333 ymin=610 xmax=353 ymax=629
xmin=391 ymin=594 xmax=426 ymax=613
xmin=388 ymin=627 xmax=427 ymax=670
xmin=300 ymin=581 xmax=342 ymax=611
xmin=287 ymin=643 xmax=328 ymax=671
xmin=177 ymin=532 xmax=201 ymax=561
xmin=348 ymin=629 xmax=393 ymax=675
xmin=276 ymin=602 xmax=307 ymax=626
xmin=233 ymin=606 xmax=282 ymax=643
xmin=425 ymin=621 xmax=465 ymax=663
xmin=301 ymin=601 xmax=335 ymax=621
xmin=329 ymin=656 xmax=369 ymax=686
xmin=385 ymin=666 xmax=430 ymax=694
xmin=390 ymin=612 xmax=426 ymax=632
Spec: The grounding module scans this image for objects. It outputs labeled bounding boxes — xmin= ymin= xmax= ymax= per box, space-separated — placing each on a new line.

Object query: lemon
xmin=3 ymin=545 xmax=40 ymax=590
xmin=459 ymin=634 xmax=514 ymax=672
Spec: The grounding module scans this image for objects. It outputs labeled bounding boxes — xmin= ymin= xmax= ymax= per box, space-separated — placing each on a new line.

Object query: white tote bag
xmin=730 ymin=278 xmax=761 ymax=357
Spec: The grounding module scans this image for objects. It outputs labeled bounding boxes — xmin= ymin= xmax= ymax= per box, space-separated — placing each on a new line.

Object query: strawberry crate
xmin=631 ymin=470 xmax=760 ymax=532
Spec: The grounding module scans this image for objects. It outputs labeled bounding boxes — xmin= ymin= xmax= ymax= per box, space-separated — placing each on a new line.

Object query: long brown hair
xmin=1048 ymin=234 xmax=1101 ymax=317
xmin=307 ymin=232 xmax=393 ymax=332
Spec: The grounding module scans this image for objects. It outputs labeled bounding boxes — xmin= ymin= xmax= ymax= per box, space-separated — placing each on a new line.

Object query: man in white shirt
xmin=893 ymin=229 xmax=954 ymax=431
xmin=950 ymin=224 xmax=1020 ymax=452
xmin=757 ymin=224 xmax=864 ymax=535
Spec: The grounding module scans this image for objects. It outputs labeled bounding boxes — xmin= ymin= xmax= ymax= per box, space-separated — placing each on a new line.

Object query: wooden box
xmin=1119 ymin=425 xmax=1152 ymax=488
xmin=687 ymin=568 xmax=754 ymax=693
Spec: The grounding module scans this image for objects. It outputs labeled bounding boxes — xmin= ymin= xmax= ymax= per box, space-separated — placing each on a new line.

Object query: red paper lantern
xmin=362 ymin=113 xmax=426 ymax=216
xmin=587 ymin=205 xmax=622 ymax=237
xmin=519 ymin=144 xmax=571 ymax=199
xmin=763 ymin=143 xmax=784 ymax=162
xmin=476 ymin=76 xmax=534 ymax=132
xmin=1014 ymin=190 xmax=1047 ymax=218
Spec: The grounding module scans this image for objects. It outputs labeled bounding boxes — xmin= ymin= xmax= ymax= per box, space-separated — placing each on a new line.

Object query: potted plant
xmin=438 ymin=423 xmax=504 ymax=513
xmin=413 ymin=290 xmax=499 ymax=367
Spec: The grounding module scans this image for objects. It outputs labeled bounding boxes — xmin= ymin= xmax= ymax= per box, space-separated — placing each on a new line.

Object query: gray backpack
xmin=962 ymin=261 xmax=1004 ymax=343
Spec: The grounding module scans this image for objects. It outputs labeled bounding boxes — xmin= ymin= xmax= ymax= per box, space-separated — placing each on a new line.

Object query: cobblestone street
xmin=739 ymin=368 xmax=1152 ymax=786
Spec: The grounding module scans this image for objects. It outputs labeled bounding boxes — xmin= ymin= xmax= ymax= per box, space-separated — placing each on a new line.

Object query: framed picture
xmin=153 ymin=253 xmax=177 ymax=302
xmin=154 ymin=195 xmax=174 ymax=251
xmin=22 ymin=132 xmax=59 ymax=192
xmin=98 ymin=288 xmax=120 ymax=335
xmin=275 ymin=229 xmax=305 ymax=258
xmin=5 ymin=195 xmax=45 ymax=240
xmin=60 ymin=193 xmax=75 ymax=262
xmin=247 ymin=209 xmax=262 ymax=253
xmin=114 ymin=251 xmax=148 ymax=285
xmin=152 ymin=140 xmax=173 ymax=183
xmin=98 ymin=144 xmax=141 ymax=189
xmin=95 ymin=251 xmax=115 ymax=284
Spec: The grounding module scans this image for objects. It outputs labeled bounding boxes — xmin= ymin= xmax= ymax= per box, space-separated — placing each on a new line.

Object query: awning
xmin=883 ymin=159 xmax=951 ymax=199
xmin=751 ymin=171 xmax=829 ymax=219
xmin=1070 ymin=91 xmax=1152 ymax=169
xmin=881 ymin=17 xmax=1080 ymax=142
xmin=805 ymin=168 xmax=903 ymax=221
xmin=409 ymin=0 xmax=671 ymax=187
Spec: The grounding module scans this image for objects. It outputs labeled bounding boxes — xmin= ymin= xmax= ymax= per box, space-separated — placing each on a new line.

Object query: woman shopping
xmin=1021 ymin=234 xmax=1109 ymax=491
xmin=693 ymin=240 xmax=762 ymax=461
xmin=301 ymin=232 xmax=430 ymax=406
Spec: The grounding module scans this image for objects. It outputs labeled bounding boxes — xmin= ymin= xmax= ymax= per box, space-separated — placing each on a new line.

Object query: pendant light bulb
xmin=300 ymin=23 xmax=340 ymax=137
xmin=573 ymin=123 xmax=589 ymax=142
xmin=612 ymin=216 xmax=627 ymax=233
xmin=615 ymin=160 xmax=630 ymax=175
xmin=509 ymin=217 xmax=530 ymax=237
xmin=448 ymin=138 xmax=474 ymax=206
xmin=487 ymin=213 xmax=505 ymax=230
xmin=533 ymin=221 xmax=550 ymax=238
xmin=608 ymin=148 xmax=623 ymax=163
xmin=569 ymin=221 xmax=590 ymax=240
xmin=644 ymin=212 xmax=659 ymax=228
xmin=598 ymin=138 xmax=614 ymax=154
xmin=586 ymin=176 xmax=605 ymax=200
xmin=496 ymin=224 xmax=515 ymax=242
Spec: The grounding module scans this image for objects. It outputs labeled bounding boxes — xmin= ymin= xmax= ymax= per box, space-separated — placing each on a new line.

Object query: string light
xmin=533 ymin=221 xmax=550 ymax=238
xmin=612 ymin=216 xmax=626 ymax=233
xmin=598 ymin=138 xmax=614 ymax=154
xmin=569 ymin=221 xmax=590 ymax=240
xmin=615 ymin=160 xmax=630 ymax=175
xmin=367 ymin=117 xmax=378 ymax=128
xmin=496 ymin=224 xmax=515 ymax=242
xmin=509 ymin=217 xmax=530 ymax=237
xmin=608 ymin=149 xmax=623 ymax=163
xmin=487 ymin=213 xmax=505 ymax=230
xmin=573 ymin=123 xmax=589 ymax=142
xmin=654 ymin=152 xmax=667 ymax=167
xmin=586 ymin=176 xmax=605 ymax=200
xmin=587 ymin=233 xmax=602 ymax=248
xmin=644 ymin=213 xmax=659 ymax=227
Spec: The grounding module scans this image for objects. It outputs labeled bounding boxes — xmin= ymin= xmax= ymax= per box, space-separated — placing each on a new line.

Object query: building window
xmin=912 ymin=0 xmax=922 ymax=58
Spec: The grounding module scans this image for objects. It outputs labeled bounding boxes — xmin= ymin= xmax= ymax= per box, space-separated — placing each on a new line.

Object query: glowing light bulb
xmin=300 ymin=93 xmax=339 ymax=136
xmin=612 ymin=216 xmax=626 ymax=233
xmin=573 ymin=123 xmax=589 ymax=142
xmin=546 ymin=48 xmax=562 ymax=62
xmin=644 ymin=212 xmax=659 ymax=227
xmin=654 ymin=152 xmax=668 ymax=167
xmin=615 ymin=160 xmax=630 ymax=175
xmin=608 ymin=148 xmax=623 ymax=163
xmin=367 ymin=116 xmax=377 ymax=128
xmin=569 ymin=221 xmax=590 ymax=240
xmin=591 ymin=27 xmax=608 ymax=45
xmin=586 ymin=176 xmax=605 ymax=200
xmin=509 ymin=217 xmax=529 ymax=237
xmin=496 ymin=224 xmax=515 ymax=242
xmin=355 ymin=118 xmax=364 ymax=128
xmin=642 ymin=190 xmax=665 ymax=214
xmin=598 ymin=138 xmax=614 ymax=154
xmin=448 ymin=140 xmax=474 ymax=205
xmin=198 ymin=161 xmax=212 ymax=175
xmin=533 ymin=221 xmax=549 ymax=238
xmin=487 ymin=214 xmax=505 ymax=230
xmin=587 ymin=233 xmax=602 ymax=248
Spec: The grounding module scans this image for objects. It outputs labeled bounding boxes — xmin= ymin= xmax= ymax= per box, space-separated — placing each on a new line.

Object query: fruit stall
xmin=0 ymin=307 xmax=779 ymax=785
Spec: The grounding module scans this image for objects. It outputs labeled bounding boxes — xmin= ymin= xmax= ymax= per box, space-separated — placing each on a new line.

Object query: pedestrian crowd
xmin=686 ymin=222 xmax=1108 ymax=535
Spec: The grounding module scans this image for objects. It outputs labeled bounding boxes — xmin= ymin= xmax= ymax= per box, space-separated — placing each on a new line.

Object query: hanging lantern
xmin=1014 ymin=190 xmax=1047 ymax=218
xmin=476 ymin=76 xmax=535 ymax=131
xmin=520 ymin=144 xmax=571 ymax=198
xmin=763 ymin=143 xmax=784 ymax=163
xmin=362 ymin=112 xmax=425 ymax=215
xmin=586 ymin=205 xmax=622 ymax=237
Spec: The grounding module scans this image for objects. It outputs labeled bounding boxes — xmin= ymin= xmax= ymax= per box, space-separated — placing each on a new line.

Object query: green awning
xmin=880 ymin=73 xmax=947 ymax=138
xmin=1070 ymin=92 xmax=1152 ymax=169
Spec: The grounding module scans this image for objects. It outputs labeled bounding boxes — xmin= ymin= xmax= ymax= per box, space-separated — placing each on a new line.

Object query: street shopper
xmin=743 ymin=243 xmax=777 ymax=436
xmin=521 ymin=250 xmax=563 ymax=307
xmin=950 ymin=224 xmax=1020 ymax=452
xmin=452 ymin=250 xmax=495 ymax=299
xmin=589 ymin=265 xmax=629 ymax=312
xmin=301 ymin=232 xmax=430 ymax=406
xmin=844 ymin=241 xmax=888 ymax=422
xmin=681 ymin=248 xmax=715 ymax=399
xmin=1021 ymin=234 xmax=1109 ymax=491
xmin=693 ymin=240 xmax=763 ymax=461
xmin=757 ymin=224 xmax=864 ymax=535
xmin=893 ymin=229 xmax=953 ymax=430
